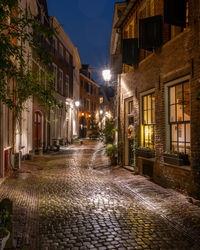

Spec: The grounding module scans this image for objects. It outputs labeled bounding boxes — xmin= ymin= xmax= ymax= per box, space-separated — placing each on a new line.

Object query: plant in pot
xmin=135 ymin=147 xmax=155 ymax=158
xmin=163 ymin=151 xmax=190 ymax=166
xmin=0 ymin=209 xmax=10 ymax=250
xmin=106 ymin=144 xmax=117 ymax=166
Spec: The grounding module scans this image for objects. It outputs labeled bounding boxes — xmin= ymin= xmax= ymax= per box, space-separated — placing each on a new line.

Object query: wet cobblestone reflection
xmin=0 ymin=140 xmax=200 ymax=249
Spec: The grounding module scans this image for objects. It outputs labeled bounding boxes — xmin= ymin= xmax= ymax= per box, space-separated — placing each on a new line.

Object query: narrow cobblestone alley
xmin=1 ymin=140 xmax=200 ymax=250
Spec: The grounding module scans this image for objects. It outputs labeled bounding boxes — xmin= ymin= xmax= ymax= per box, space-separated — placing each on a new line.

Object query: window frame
xmin=65 ymin=74 xmax=69 ymax=98
xmin=168 ymin=80 xmax=190 ymax=154
xmin=140 ymin=89 xmax=155 ymax=149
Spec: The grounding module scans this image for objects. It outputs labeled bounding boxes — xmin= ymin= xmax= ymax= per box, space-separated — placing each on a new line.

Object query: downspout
xmin=0 ymin=101 xmax=3 ymax=176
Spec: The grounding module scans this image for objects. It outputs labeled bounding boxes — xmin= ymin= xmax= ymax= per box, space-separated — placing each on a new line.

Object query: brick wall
xmin=119 ymin=0 xmax=200 ymax=197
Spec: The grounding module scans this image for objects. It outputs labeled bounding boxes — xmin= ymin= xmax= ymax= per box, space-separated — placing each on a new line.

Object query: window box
xmin=136 ymin=148 xmax=155 ymax=158
xmin=163 ymin=152 xmax=190 ymax=166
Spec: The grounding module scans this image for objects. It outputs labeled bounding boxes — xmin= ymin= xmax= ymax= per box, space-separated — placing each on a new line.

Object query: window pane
xmin=172 ymin=142 xmax=178 ymax=152
xmin=186 ymin=123 xmax=190 ymax=143
xmin=143 ymin=111 xmax=147 ymax=124
xmin=170 ymin=105 xmax=176 ymax=122
xmin=170 ymin=86 xmax=175 ymax=105
xmin=178 ymin=124 xmax=185 ymax=152
xmin=148 ymin=109 xmax=151 ymax=124
xmin=148 ymin=95 xmax=151 ymax=109
xmin=176 ymin=84 xmax=183 ymax=104
xmin=171 ymin=124 xmax=177 ymax=142
xmin=152 ymin=94 xmax=155 ymax=110
xmin=144 ymin=126 xmax=149 ymax=147
xmin=186 ymin=143 xmax=190 ymax=154
xmin=177 ymin=104 xmax=183 ymax=121
xmin=143 ymin=96 xmax=147 ymax=110
xmin=184 ymin=103 xmax=190 ymax=121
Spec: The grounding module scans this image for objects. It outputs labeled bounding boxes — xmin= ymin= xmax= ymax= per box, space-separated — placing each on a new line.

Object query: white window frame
xmin=140 ymin=88 xmax=155 ymax=149
xmin=164 ymin=75 xmax=191 ymax=153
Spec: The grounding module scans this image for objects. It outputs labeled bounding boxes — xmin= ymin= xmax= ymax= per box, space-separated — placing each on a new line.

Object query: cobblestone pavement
xmin=1 ymin=140 xmax=200 ymax=249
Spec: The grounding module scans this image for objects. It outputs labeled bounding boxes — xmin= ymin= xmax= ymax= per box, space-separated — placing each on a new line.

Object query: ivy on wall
xmin=0 ymin=0 xmax=58 ymax=118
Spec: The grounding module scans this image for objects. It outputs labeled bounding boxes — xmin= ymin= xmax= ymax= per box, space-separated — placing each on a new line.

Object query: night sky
xmin=46 ymin=0 xmax=119 ymax=84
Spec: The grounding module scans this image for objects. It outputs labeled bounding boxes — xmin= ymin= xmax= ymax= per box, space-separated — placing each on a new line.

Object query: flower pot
xmin=110 ymin=156 xmax=116 ymax=166
xmin=136 ymin=148 xmax=155 ymax=158
xmin=0 ymin=228 xmax=10 ymax=250
xmin=163 ymin=153 xmax=190 ymax=166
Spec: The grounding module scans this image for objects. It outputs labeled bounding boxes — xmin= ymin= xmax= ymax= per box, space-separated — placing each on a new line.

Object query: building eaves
xmin=114 ymin=0 xmax=137 ymax=29
xmin=80 ymin=73 xmax=100 ymax=88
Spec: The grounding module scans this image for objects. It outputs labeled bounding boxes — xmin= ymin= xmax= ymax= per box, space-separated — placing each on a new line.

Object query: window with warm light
xmin=169 ymin=81 xmax=190 ymax=153
xmin=141 ymin=93 xmax=155 ymax=149
xmin=99 ymin=97 xmax=103 ymax=104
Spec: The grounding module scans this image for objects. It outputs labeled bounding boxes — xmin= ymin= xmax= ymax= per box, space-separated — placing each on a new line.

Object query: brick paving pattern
xmin=0 ymin=140 xmax=200 ymax=249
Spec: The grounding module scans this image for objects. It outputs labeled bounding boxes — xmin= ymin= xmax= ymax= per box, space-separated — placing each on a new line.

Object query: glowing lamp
xmin=75 ymin=101 xmax=80 ymax=107
xmin=102 ymin=69 xmax=111 ymax=81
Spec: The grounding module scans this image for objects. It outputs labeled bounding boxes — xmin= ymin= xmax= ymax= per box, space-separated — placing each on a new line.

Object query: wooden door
xmin=34 ymin=112 xmax=42 ymax=148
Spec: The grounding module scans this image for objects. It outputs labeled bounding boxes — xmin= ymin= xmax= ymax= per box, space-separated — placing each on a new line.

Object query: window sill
xmin=137 ymin=156 xmax=155 ymax=162
xmin=164 ymin=162 xmax=191 ymax=171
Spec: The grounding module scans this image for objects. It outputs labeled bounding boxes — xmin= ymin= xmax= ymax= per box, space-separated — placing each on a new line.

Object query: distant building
xmin=79 ymin=65 xmax=100 ymax=138
xmin=99 ymin=85 xmax=114 ymax=129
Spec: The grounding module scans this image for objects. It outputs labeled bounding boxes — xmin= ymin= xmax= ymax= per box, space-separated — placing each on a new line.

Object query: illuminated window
xmin=99 ymin=97 xmax=103 ymax=104
xmin=169 ymin=81 xmax=190 ymax=153
xmin=141 ymin=93 xmax=155 ymax=149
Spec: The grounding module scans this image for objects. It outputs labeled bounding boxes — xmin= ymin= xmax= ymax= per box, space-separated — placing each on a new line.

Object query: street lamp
xmin=75 ymin=101 xmax=80 ymax=107
xmin=102 ymin=65 xmax=111 ymax=86
xmin=102 ymin=69 xmax=111 ymax=81
xmin=99 ymin=109 xmax=103 ymax=115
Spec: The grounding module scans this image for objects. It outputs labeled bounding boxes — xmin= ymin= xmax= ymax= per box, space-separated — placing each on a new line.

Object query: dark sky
xmin=46 ymin=0 xmax=119 ymax=84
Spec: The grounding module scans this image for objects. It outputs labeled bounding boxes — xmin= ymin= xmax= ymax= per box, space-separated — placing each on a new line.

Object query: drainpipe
xmin=0 ymin=101 xmax=3 ymax=176
xmin=118 ymin=74 xmax=122 ymax=165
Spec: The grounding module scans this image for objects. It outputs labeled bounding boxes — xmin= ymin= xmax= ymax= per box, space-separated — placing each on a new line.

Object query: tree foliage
xmin=89 ymin=112 xmax=99 ymax=139
xmin=0 ymin=0 xmax=58 ymax=117
xmin=103 ymin=118 xmax=116 ymax=144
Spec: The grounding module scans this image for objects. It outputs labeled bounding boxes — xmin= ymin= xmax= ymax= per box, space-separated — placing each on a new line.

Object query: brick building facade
xmin=79 ymin=65 xmax=100 ymax=138
xmin=110 ymin=0 xmax=200 ymax=198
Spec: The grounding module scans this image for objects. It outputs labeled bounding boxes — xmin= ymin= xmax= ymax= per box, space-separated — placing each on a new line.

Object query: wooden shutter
xmin=139 ymin=15 xmax=162 ymax=50
xmin=122 ymin=38 xmax=139 ymax=65
xmin=164 ymin=0 xmax=187 ymax=27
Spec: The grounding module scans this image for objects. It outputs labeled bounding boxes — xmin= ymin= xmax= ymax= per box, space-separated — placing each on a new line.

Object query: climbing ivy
xmin=0 ymin=0 xmax=58 ymax=118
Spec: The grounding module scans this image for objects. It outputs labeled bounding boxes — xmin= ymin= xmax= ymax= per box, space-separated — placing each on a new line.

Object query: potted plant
xmin=0 ymin=209 xmax=10 ymax=250
xmin=135 ymin=147 xmax=155 ymax=158
xmin=163 ymin=151 xmax=190 ymax=166
xmin=106 ymin=144 xmax=117 ymax=165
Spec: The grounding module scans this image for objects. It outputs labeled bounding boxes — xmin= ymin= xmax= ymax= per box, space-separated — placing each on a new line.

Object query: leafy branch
xmin=0 ymin=0 xmax=58 ymax=118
